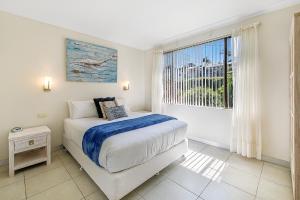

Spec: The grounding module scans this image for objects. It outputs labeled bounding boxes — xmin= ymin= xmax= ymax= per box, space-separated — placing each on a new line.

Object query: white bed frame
xmin=63 ymin=135 xmax=188 ymax=200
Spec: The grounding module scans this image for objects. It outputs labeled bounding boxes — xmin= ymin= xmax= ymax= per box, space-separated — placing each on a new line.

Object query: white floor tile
xmin=85 ymin=190 xmax=108 ymax=200
xmin=135 ymin=174 xmax=166 ymax=196
xmin=261 ymin=162 xmax=291 ymax=187
xmin=160 ymin=155 xmax=187 ymax=175
xmin=122 ymin=191 xmax=142 ymax=200
xmin=227 ymin=154 xmax=263 ymax=176
xmin=25 ymin=167 xmax=71 ymax=197
xmin=27 ymin=180 xmax=83 ymax=200
xmin=166 ymin=164 xmax=211 ymax=195
xmin=177 ymin=150 xmax=222 ymax=173
xmin=73 ymin=172 xmax=99 ymax=197
xmin=257 ymin=179 xmax=293 ymax=200
xmin=217 ymin=165 xmax=260 ymax=195
xmin=0 ymin=170 xmax=24 ymax=188
xmin=0 ymin=141 xmax=291 ymax=200
xmin=201 ymin=146 xmax=231 ymax=161
xmin=63 ymin=158 xmax=85 ymax=178
xmin=143 ymin=179 xmax=197 ymax=200
xmin=200 ymin=181 xmax=254 ymax=200
xmin=0 ymin=180 xmax=26 ymax=200
xmin=58 ymin=151 xmax=76 ymax=165
xmin=23 ymin=155 xmax=63 ymax=179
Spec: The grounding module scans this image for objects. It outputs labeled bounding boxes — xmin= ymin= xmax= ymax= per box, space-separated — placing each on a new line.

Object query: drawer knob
xmin=28 ymin=140 xmax=34 ymax=145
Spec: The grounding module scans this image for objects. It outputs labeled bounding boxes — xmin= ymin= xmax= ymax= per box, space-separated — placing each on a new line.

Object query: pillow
xmin=103 ymin=105 xmax=128 ymax=121
xmin=103 ymin=100 xmax=117 ymax=107
xmin=93 ymin=97 xmax=115 ymax=118
xmin=115 ymin=98 xmax=131 ymax=113
xmin=99 ymin=100 xmax=117 ymax=119
xmin=68 ymin=100 xmax=98 ymax=119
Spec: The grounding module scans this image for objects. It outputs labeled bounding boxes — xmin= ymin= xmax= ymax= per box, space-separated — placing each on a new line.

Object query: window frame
xmin=162 ymin=36 xmax=233 ymax=109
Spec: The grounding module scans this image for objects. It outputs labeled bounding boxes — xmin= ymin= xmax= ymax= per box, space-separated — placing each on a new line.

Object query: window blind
xmin=163 ymin=37 xmax=233 ymax=108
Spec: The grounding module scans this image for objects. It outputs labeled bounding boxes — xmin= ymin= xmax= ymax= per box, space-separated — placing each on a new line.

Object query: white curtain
xmin=152 ymin=49 xmax=164 ymax=113
xmin=230 ymin=23 xmax=262 ymax=160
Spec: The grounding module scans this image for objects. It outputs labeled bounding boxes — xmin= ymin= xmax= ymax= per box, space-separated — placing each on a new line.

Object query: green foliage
xmin=181 ymin=83 xmax=224 ymax=107
xmin=174 ymin=72 xmax=233 ymax=108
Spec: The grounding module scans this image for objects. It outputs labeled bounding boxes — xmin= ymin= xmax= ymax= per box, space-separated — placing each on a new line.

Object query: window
xmin=163 ymin=37 xmax=233 ymax=108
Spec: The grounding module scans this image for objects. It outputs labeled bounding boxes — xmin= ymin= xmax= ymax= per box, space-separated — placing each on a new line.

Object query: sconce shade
xmin=123 ymin=81 xmax=130 ymax=91
xmin=43 ymin=77 xmax=52 ymax=91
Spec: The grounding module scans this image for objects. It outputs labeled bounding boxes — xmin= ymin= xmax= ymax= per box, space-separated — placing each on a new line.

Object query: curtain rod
xmin=163 ymin=21 xmax=260 ymax=54
xmin=239 ymin=22 xmax=260 ymax=31
xmin=163 ymin=33 xmax=231 ymax=54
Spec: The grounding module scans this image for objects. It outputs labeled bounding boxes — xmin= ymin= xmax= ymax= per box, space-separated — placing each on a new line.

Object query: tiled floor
xmin=0 ymin=140 xmax=293 ymax=200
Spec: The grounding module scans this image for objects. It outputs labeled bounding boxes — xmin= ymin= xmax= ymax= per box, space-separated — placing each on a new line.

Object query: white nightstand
xmin=8 ymin=126 xmax=51 ymax=176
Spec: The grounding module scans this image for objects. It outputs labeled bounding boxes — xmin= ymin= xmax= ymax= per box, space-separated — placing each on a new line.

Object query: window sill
xmin=162 ymin=103 xmax=233 ymax=111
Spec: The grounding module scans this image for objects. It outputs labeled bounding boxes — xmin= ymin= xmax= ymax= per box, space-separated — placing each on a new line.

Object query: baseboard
xmin=54 ymin=144 xmax=63 ymax=151
xmin=188 ymin=137 xmax=290 ymax=168
xmin=188 ymin=136 xmax=230 ymax=150
xmin=262 ymin=155 xmax=290 ymax=168
xmin=0 ymin=159 xmax=8 ymax=166
xmin=0 ymin=144 xmax=63 ymax=167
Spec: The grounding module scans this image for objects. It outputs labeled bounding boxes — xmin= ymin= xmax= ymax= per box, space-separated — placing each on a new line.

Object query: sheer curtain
xmin=152 ymin=49 xmax=164 ymax=113
xmin=230 ymin=23 xmax=262 ymax=160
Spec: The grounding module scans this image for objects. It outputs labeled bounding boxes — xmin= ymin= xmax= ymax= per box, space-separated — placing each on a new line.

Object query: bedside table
xmin=8 ymin=126 xmax=51 ymax=176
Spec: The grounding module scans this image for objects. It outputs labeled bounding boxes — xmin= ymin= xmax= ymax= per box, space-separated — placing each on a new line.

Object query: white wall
xmin=145 ymin=4 xmax=300 ymax=162
xmin=0 ymin=11 xmax=146 ymax=161
xmin=164 ymin=105 xmax=232 ymax=148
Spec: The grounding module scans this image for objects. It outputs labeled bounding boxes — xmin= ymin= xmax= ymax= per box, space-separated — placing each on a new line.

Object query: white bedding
xmin=64 ymin=112 xmax=187 ymax=173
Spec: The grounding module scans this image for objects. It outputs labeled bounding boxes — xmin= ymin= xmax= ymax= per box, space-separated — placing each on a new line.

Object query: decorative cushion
xmin=68 ymin=100 xmax=98 ymax=119
xmin=103 ymin=100 xmax=117 ymax=107
xmin=93 ymin=97 xmax=115 ymax=118
xmin=99 ymin=100 xmax=117 ymax=119
xmin=103 ymin=105 xmax=128 ymax=121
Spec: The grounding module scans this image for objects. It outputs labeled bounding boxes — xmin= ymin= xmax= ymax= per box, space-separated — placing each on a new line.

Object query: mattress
xmin=64 ymin=112 xmax=187 ymax=173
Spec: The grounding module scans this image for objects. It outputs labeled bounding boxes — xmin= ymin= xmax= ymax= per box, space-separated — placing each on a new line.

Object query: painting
xmin=66 ymin=39 xmax=117 ymax=82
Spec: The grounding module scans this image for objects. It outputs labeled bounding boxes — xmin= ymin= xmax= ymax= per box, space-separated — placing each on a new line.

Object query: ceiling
xmin=0 ymin=0 xmax=299 ymax=50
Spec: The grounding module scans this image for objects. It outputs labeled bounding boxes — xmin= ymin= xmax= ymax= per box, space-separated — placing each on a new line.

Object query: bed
xmin=63 ymin=111 xmax=188 ymax=200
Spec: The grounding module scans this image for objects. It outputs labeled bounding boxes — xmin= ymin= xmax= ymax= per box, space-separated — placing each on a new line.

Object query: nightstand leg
xmin=9 ymin=141 xmax=14 ymax=177
xmin=47 ymin=134 xmax=51 ymax=165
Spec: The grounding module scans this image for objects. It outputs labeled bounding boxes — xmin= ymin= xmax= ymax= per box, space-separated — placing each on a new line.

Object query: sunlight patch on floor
xmin=181 ymin=149 xmax=226 ymax=180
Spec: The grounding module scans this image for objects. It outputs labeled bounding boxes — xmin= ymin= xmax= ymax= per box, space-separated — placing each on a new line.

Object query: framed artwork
xmin=66 ymin=39 xmax=117 ymax=82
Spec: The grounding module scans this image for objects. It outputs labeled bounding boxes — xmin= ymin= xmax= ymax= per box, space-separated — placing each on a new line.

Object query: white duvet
xmin=64 ymin=112 xmax=187 ymax=173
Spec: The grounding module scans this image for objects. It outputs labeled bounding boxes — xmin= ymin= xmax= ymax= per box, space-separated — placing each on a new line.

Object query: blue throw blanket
xmin=82 ymin=114 xmax=176 ymax=166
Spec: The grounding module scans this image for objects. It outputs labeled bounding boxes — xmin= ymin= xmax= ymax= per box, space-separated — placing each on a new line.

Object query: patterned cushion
xmin=93 ymin=97 xmax=115 ymax=118
xmin=99 ymin=100 xmax=117 ymax=119
xmin=103 ymin=105 xmax=128 ymax=121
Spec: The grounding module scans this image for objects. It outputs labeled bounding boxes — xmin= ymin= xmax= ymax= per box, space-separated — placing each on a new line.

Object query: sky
xmin=164 ymin=37 xmax=232 ymax=68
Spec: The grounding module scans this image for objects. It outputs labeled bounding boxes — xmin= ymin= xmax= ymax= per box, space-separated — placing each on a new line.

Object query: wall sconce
xmin=123 ymin=81 xmax=130 ymax=91
xmin=43 ymin=77 xmax=52 ymax=92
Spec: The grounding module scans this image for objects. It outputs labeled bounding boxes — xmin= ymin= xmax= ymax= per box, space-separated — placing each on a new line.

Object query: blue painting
xmin=66 ymin=39 xmax=117 ymax=82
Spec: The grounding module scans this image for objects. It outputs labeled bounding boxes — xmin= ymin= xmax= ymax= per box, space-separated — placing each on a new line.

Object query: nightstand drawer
xmin=14 ymin=136 xmax=47 ymax=152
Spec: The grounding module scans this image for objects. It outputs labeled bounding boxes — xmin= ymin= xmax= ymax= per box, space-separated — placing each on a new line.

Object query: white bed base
xmin=63 ymin=135 xmax=188 ymax=200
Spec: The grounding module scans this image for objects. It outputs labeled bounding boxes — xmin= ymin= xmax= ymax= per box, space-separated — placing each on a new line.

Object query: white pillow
xmin=116 ymin=98 xmax=131 ymax=113
xmin=68 ymin=100 xmax=98 ymax=119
